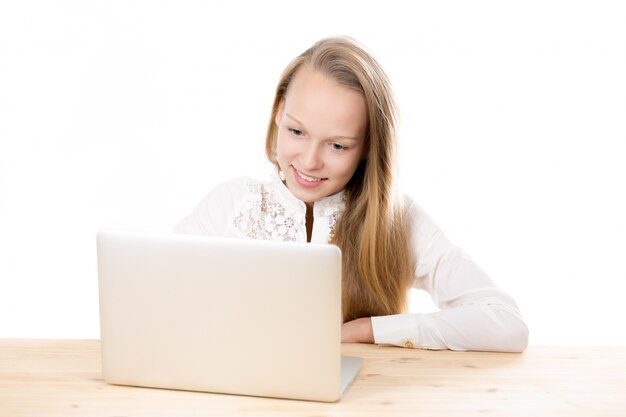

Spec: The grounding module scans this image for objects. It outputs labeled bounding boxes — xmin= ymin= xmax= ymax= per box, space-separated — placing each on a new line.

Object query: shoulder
xmin=173 ymin=176 xmax=268 ymax=235
xmin=400 ymin=194 xmax=431 ymax=227
xmin=212 ymin=176 xmax=258 ymax=193
xmin=198 ymin=176 xmax=263 ymax=204
xmin=179 ymin=176 xmax=266 ymax=222
xmin=399 ymin=193 xmax=450 ymax=249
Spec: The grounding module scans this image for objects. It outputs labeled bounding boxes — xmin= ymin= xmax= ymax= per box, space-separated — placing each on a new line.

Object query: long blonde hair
xmin=266 ymin=37 xmax=414 ymax=322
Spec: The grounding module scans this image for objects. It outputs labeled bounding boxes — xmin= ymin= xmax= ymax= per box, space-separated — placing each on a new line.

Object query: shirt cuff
xmin=371 ymin=314 xmax=420 ymax=349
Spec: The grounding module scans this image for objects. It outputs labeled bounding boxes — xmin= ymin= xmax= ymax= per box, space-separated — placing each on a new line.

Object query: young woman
xmin=175 ymin=36 xmax=529 ymax=352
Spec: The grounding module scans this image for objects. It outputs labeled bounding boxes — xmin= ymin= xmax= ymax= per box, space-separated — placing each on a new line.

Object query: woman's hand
xmin=341 ymin=317 xmax=374 ymax=343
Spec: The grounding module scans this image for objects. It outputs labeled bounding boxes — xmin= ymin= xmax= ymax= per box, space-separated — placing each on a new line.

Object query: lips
xmin=296 ymin=169 xmax=324 ymax=182
xmin=292 ymin=166 xmax=327 ymax=188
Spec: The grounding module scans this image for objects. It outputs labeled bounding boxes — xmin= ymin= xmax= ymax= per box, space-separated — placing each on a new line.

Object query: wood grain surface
xmin=1 ymin=339 xmax=624 ymax=416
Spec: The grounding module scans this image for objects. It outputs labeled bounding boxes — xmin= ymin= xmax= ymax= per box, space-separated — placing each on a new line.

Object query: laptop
xmin=96 ymin=229 xmax=363 ymax=402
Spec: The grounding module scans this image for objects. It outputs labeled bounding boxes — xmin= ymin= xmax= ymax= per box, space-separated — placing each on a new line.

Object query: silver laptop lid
xmin=97 ymin=229 xmax=347 ymax=401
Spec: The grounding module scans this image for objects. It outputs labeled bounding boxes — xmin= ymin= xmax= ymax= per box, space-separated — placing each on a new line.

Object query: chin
xmin=290 ymin=189 xmax=323 ymax=204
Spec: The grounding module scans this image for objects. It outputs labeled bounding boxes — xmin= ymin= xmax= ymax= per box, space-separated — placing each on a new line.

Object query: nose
xmin=299 ymin=141 xmax=323 ymax=171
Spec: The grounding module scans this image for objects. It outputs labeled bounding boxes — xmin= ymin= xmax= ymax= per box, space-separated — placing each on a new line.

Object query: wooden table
xmin=0 ymin=339 xmax=624 ymax=416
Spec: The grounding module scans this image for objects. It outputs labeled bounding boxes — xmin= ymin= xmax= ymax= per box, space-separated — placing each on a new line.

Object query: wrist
xmin=362 ymin=317 xmax=374 ymax=343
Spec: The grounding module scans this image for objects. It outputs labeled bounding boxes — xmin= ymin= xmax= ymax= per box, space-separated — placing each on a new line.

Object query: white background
xmin=1 ymin=0 xmax=624 ymax=345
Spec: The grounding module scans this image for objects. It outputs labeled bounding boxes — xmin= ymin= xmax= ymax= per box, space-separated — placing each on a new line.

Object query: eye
xmin=331 ymin=143 xmax=347 ymax=151
xmin=288 ymin=128 xmax=304 ymax=137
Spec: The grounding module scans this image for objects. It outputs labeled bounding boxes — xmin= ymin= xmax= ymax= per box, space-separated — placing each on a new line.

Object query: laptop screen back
xmin=97 ymin=230 xmax=344 ymax=401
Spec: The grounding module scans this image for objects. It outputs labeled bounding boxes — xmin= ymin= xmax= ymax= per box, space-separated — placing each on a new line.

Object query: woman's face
xmin=274 ymin=66 xmax=367 ymax=206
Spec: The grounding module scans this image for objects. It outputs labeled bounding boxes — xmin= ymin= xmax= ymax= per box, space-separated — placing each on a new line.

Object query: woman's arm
xmin=368 ymin=199 xmax=529 ymax=352
xmin=371 ymin=288 xmax=529 ymax=352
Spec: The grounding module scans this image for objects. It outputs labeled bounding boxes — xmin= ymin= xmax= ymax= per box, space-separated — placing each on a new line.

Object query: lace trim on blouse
xmin=233 ymin=181 xmax=302 ymax=241
xmin=232 ymin=176 xmax=344 ymax=242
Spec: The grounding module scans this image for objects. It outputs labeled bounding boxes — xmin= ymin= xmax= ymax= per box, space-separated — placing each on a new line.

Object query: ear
xmin=274 ymin=98 xmax=285 ymax=127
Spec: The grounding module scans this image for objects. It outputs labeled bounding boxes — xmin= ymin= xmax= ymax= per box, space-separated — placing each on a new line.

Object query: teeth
xmin=296 ymin=169 xmax=323 ymax=182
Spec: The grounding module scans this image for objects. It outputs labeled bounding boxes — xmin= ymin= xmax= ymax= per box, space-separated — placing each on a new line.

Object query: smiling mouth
xmin=292 ymin=166 xmax=328 ymax=186
xmin=295 ymin=168 xmax=325 ymax=182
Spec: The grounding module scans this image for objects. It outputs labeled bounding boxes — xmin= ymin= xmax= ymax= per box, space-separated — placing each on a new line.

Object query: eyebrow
xmin=285 ymin=113 xmax=361 ymax=141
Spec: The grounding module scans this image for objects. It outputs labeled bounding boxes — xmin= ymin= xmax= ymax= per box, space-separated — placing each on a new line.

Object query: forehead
xmin=284 ymin=66 xmax=367 ymax=138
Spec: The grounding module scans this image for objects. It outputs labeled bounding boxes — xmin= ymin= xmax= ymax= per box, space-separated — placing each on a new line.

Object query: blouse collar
xmin=269 ymin=169 xmax=346 ymax=218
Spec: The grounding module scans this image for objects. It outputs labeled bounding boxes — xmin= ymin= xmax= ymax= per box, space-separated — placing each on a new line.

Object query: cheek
xmin=274 ymin=134 xmax=292 ymax=165
xmin=275 ymin=134 xmax=285 ymax=156
xmin=342 ymin=157 xmax=364 ymax=181
xmin=325 ymin=154 xmax=358 ymax=180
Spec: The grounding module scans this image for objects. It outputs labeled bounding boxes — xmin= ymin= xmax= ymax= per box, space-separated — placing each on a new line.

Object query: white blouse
xmin=174 ymin=172 xmax=529 ymax=352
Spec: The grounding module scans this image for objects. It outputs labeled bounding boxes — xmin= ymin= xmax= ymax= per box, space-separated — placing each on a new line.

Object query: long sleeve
xmin=371 ymin=199 xmax=529 ymax=352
